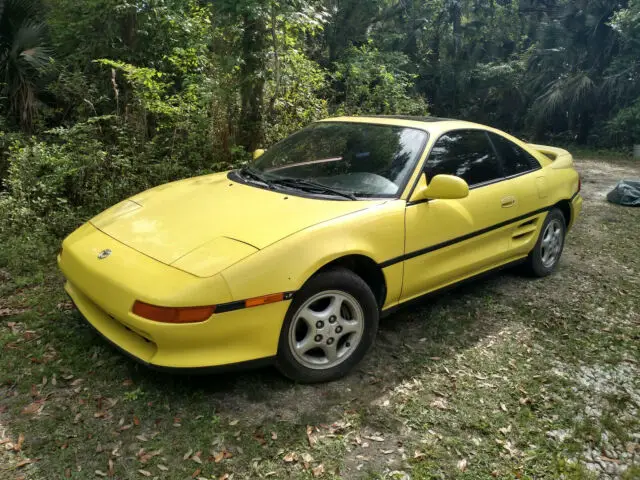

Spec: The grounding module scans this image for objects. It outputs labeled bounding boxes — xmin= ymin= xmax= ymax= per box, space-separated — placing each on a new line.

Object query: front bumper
xmin=58 ymin=224 xmax=290 ymax=369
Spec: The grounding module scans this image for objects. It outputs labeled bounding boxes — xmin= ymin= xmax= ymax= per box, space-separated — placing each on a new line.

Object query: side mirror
xmin=410 ymin=173 xmax=469 ymax=202
xmin=253 ymin=149 xmax=265 ymax=160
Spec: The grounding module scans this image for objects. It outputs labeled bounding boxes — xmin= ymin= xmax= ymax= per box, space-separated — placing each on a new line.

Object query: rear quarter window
xmin=489 ymin=133 xmax=540 ymax=177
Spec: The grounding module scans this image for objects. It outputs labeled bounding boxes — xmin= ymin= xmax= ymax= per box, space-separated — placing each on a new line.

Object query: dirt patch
xmin=576 ymin=158 xmax=640 ymax=202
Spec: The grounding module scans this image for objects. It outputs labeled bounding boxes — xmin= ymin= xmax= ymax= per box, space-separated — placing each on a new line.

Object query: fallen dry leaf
xmin=271 ymin=431 xmax=278 ymax=440
xmin=306 ymin=425 xmax=318 ymax=447
xmin=133 ymin=416 xmax=140 ymax=426
xmin=1 ymin=308 xmax=28 ymax=318
xmin=157 ymin=465 xmax=169 ymax=472
xmin=21 ymin=401 xmax=43 ymax=415
xmin=191 ymin=468 xmax=201 ymax=478
xmin=363 ymin=434 xmax=384 ymax=442
xmin=430 ymin=398 xmax=448 ymax=410
xmin=219 ymin=474 xmax=230 ymax=480
xmin=213 ymin=451 xmax=224 ymax=463
xmin=254 ymin=430 xmax=266 ymax=446
xmin=14 ymin=433 xmax=25 ymax=452
xmin=228 ymin=419 xmax=239 ymax=426
xmin=139 ymin=450 xmax=161 ymax=463
xmin=312 ymin=463 xmax=325 ymax=477
xmin=183 ymin=448 xmax=193 ymax=460
xmin=57 ymin=301 xmax=74 ymax=311
xmin=457 ymin=458 xmax=468 ymax=472
xmin=15 ymin=459 xmax=32 ymax=468
xmin=500 ymin=403 xmax=508 ymax=412
xmin=122 ymin=379 xmax=134 ymax=386
xmin=95 ymin=470 xmax=107 ymax=477
xmin=138 ymin=469 xmax=151 ymax=477
xmin=283 ymin=452 xmax=298 ymax=463
xmin=601 ymin=455 xmax=620 ymax=464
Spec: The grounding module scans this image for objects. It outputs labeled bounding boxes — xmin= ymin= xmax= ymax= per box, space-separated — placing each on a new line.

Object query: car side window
xmin=489 ymin=132 xmax=540 ymax=177
xmin=424 ymin=130 xmax=503 ymax=187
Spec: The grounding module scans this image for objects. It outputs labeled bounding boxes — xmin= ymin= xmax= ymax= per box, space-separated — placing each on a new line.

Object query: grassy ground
xmin=1 ymin=157 xmax=639 ymax=480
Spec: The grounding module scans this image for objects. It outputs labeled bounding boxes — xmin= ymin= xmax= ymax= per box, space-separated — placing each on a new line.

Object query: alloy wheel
xmin=288 ymin=290 xmax=364 ymax=370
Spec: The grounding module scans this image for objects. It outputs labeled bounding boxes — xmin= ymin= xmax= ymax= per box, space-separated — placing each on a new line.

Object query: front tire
xmin=524 ymin=208 xmax=566 ymax=277
xmin=276 ymin=268 xmax=379 ymax=383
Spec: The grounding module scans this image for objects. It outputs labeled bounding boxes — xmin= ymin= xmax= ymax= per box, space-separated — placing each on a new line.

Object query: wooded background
xmin=1 ymin=0 xmax=639 ymax=273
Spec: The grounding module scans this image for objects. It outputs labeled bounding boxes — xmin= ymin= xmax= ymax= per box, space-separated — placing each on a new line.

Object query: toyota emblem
xmin=97 ymin=249 xmax=112 ymax=260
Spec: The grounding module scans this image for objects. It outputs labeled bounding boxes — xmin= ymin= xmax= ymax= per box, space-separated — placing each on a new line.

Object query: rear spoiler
xmin=528 ymin=144 xmax=574 ymax=169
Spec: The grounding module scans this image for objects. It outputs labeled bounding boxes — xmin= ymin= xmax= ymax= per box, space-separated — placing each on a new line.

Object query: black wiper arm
xmin=271 ymin=178 xmax=357 ymax=200
xmin=239 ymin=167 xmax=273 ymax=188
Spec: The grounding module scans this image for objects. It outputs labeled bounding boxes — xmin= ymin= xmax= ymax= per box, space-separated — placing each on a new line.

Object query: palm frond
xmin=535 ymin=77 xmax=567 ymax=118
xmin=566 ymin=72 xmax=595 ymax=106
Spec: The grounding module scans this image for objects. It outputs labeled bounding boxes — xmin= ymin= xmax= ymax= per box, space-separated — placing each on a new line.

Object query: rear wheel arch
xmin=553 ymin=199 xmax=572 ymax=229
xmin=309 ymin=255 xmax=387 ymax=309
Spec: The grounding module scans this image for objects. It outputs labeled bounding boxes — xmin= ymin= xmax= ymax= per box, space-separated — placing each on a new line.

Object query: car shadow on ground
xmin=110 ymin=268 xmax=524 ymax=426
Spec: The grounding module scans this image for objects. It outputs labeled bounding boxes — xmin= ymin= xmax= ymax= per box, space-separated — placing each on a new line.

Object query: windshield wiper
xmin=271 ymin=178 xmax=357 ymax=200
xmin=239 ymin=167 xmax=273 ymax=188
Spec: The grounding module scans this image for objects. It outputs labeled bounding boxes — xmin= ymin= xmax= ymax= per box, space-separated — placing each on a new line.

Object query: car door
xmin=400 ymin=129 xmax=523 ymax=303
xmin=487 ymin=131 xmax=545 ymax=256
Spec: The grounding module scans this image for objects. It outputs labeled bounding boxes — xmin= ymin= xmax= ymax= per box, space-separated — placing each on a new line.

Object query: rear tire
xmin=523 ymin=208 xmax=566 ymax=277
xmin=276 ymin=268 xmax=379 ymax=383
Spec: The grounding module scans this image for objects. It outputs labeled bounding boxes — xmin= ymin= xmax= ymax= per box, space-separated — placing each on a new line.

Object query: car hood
xmin=90 ymin=172 xmax=384 ymax=274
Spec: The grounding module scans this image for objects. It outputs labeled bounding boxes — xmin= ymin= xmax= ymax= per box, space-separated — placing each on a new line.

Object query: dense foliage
xmin=1 ymin=0 xmax=639 ymax=274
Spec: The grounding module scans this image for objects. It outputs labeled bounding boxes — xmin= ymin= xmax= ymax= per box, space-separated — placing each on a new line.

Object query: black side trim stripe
xmin=216 ymin=291 xmax=296 ymax=314
xmin=570 ymin=190 xmax=580 ymax=202
xmin=379 ymin=206 xmax=551 ymax=269
xmin=380 ymin=258 xmax=527 ymax=318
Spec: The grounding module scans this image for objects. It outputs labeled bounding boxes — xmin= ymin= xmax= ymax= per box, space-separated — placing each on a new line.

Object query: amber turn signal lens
xmin=132 ymin=301 xmax=215 ymax=323
xmin=245 ymin=292 xmax=284 ymax=308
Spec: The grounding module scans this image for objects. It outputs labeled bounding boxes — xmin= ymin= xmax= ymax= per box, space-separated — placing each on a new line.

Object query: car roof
xmin=317 ymin=115 xmax=488 ymax=134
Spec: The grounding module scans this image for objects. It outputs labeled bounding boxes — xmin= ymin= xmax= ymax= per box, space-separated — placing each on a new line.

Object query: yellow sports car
xmin=58 ymin=116 xmax=582 ymax=382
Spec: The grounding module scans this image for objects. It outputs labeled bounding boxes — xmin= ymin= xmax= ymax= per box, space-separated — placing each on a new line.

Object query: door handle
xmin=501 ymin=196 xmax=516 ymax=208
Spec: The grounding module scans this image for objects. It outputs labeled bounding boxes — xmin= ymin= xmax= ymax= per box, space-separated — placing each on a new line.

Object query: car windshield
xmin=249 ymin=122 xmax=428 ymax=198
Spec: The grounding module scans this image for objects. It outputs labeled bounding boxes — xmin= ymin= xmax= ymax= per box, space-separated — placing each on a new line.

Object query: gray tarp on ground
xmin=607 ymin=180 xmax=640 ymax=206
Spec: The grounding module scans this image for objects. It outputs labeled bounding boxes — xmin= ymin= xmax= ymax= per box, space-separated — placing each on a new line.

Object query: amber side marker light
xmin=245 ymin=292 xmax=284 ymax=308
xmin=132 ymin=301 xmax=215 ymax=323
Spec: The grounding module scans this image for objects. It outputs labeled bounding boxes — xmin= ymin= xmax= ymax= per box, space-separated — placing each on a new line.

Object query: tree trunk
xmin=239 ymin=12 xmax=266 ymax=152
xmin=577 ymin=111 xmax=592 ymax=145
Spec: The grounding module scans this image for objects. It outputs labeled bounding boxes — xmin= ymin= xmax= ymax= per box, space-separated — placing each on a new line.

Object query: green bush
xmin=607 ymin=99 xmax=640 ymax=145
xmin=332 ymin=43 xmax=428 ymax=116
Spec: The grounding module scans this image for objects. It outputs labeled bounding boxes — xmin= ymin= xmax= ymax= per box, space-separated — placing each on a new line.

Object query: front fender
xmin=220 ymin=201 xmax=406 ymax=306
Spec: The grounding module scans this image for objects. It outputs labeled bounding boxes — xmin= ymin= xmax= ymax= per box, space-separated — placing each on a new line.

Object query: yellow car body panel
xmin=58 ymin=116 xmax=582 ymax=371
